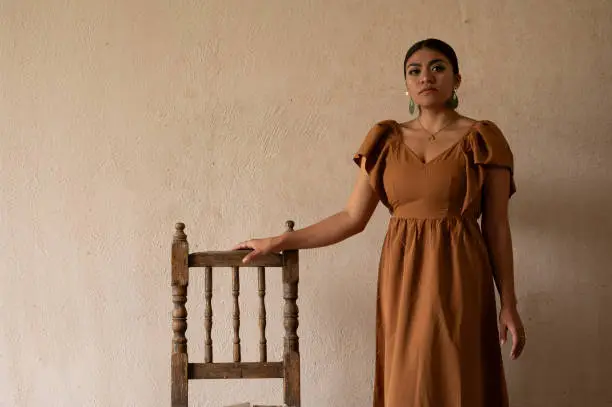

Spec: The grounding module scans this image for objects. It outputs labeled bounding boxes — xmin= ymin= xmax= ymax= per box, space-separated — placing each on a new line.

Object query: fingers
xmin=509 ymin=326 xmax=518 ymax=359
xmin=231 ymin=241 xmax=249 ymax=251
xmin=509 ymin=327 xmax=526 ymax=360
xmin=499 ymin=321 xmax=508 ymax=346
xmin=242 ymin=249 xmax=260 ymax=264
xmin=231 ymin=240 xmax=262 ymax=264
xmin=516 ymin=335 xmax=526 ymax=359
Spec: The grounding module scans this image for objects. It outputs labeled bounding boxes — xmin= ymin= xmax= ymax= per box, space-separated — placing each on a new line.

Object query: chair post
xmin=257 ymin=266 xmax=267 ymax=363
xmin=282 ymin=220 xmax=300 ymax=407
xmin=232 ymin=266 xmax=242 ymax=363
xmin=171 ymin=223 xmax=189 ymax=407
xmin=204 ymin=266 xmax=213 ymax=363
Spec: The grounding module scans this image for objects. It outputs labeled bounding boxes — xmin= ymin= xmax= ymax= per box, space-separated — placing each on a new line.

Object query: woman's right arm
xmin=233 ymin=158 xmax=379 ymax=263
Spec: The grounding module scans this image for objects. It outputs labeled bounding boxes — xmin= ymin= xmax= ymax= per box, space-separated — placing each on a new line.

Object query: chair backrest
xmin=171 ymin=222 xmax=300 ymax=407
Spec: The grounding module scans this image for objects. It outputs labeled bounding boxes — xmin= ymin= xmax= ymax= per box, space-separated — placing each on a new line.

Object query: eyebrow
xmin=406 ymin=58 xmax=446 ymax=68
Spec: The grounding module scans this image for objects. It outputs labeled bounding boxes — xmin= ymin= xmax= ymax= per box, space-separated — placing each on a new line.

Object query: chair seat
xmin=226 ymin=404 xmax=286 ymax=407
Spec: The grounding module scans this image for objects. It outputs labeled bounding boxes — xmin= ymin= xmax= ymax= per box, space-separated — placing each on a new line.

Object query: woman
xmin=233 ymin=38 xmax=526 ymax=407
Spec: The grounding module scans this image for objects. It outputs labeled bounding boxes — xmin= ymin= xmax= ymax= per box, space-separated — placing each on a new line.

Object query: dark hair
xmin=403 ymin=38 xmax=459 ymax=78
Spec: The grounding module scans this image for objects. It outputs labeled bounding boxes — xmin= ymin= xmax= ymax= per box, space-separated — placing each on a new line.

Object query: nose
xmin=420 ymin=70 xmax=434 ymax=83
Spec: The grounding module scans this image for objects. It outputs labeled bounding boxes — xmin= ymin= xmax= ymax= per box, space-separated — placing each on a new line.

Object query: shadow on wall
xmin=508 ymin=135 xmax=612 ymax=405
xmin=315 ymin=266 xmax=376 ymax=407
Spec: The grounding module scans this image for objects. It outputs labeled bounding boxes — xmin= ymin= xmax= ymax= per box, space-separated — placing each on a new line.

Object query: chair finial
xmin=174 ymin=222 xmax=187 ymax=241
xmin=285 ymin=220 xmax=295 ymax=232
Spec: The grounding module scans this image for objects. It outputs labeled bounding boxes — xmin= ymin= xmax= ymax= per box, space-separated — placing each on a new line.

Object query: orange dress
xmin=353 ymin=120 xmax=515 ymax=407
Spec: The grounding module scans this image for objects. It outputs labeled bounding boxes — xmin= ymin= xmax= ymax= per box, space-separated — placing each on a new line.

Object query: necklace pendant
xmin=428 ymin=134 xmax=436 ymax=142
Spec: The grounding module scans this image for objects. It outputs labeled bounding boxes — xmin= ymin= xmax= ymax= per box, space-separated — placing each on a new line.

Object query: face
xmin=405 ymin=48 xmax=461 ymax=109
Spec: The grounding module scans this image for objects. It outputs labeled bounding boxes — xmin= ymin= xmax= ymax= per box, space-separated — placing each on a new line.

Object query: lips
xmin=419 ymin=88 xmax=438 ymax=94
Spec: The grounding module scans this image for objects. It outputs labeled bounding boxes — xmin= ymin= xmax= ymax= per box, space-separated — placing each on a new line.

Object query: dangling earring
xmin=406 ymin=92 xmax=417 ymax=115
xmin=406 ymin=91 xmax=418 ymax=115
xmin=449 ymin=89 xmax=459 ymax=109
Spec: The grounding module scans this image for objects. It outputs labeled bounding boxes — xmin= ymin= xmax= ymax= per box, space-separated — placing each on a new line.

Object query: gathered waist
xmin=390 ymin=212 xmax=479 ymax=225
xmin=387 ymin=214 xmax=482 ymax=240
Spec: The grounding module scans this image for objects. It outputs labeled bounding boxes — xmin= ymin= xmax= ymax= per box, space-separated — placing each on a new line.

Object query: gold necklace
xmin=417 ymin=116 xmax=457 ymax=142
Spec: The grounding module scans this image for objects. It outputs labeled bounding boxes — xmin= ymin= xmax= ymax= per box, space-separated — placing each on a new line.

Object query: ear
xmin=454 ymin=73 xmax=462 ymax=89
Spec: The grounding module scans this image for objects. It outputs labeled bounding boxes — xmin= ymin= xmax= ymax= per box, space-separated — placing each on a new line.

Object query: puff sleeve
xmin=469 ymin=121 xmax=517 ymax=197
xmin=353 ymin=121 xmax=395 ymax=209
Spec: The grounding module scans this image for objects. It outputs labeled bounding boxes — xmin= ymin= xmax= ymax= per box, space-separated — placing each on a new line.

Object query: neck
xmin=417 ymin=107 xmax=460 ymax=132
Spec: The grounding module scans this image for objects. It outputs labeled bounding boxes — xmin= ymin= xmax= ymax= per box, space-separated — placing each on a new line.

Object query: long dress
xmin=353 ymin=119 xmax=516 ymax=407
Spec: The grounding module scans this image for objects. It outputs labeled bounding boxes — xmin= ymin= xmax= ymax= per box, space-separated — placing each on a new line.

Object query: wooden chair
xmin=171 ymin=222 xmax=300 ymax=407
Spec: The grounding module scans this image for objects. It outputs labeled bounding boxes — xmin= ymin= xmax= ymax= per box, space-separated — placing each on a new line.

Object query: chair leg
xmin=171 ymin=353 xmax=188 ymax=407
xmin=283 ymin=351 xmax=301 ymax=407
xmin=171 ymin=223 xmax=189 ymax=406
xmin=282 ymin=247 xmax=300 ymax=407
xmin=171 ymin=283 xmax=189 ymax=407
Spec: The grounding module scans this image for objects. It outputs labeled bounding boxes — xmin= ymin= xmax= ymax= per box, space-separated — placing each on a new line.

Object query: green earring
xmin=409 ymin=97 xmax=416 ymax=115
xmin=448 ymin=89 xmax=459 ymax=109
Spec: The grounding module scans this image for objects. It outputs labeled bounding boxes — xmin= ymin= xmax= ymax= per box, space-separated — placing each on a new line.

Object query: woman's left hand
xmin=499 ymin=305 xmax=526 ymax=360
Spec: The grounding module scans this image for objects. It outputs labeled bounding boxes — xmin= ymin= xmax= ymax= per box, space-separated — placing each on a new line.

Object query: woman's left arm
xmin=482 ymin=167 xmax=526 ymax=360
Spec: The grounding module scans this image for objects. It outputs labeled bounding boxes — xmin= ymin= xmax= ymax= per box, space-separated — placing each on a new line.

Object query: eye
xmin=432 ymin=64 xmax=446 ymax=72
xmin=408 ymin=69 xmax=420 ymax=76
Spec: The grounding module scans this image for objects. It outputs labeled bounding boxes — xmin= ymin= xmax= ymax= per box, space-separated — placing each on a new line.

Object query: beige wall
xmin=1 ymin=1 xmax=611 ymax=406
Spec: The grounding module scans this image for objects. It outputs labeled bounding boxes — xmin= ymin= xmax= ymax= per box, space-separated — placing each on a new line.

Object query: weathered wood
xmin=171 ymin=223 xmax=189 ymax=407
xmin=283 ymin=351 xmax=300 ymax=407
xmin=232 ymin=266 xmax=241 ymax=363
xmin=172 ymin=285 xmax=188 ymax=354
xmin=258 ymin=266 xmax=267 ymax=363
xmin=282 ymin=220 xmax=300 ymax=407
xmin=188 ymin=362 xmax=283 ymax=380
xmin=282 ymin=251 xmax=299 ymax=353
xmin=204 ymin=266 xmax=213 ymax=363
xmin=172 ymin=223 xmax=189 ymax=286
xmin=189 ymin=251 xmax=283 ymax=268
xmin=171 ymin=221 xmax=300 ymax=407
xmin=171 ymin=353 xmax=188 ymax=407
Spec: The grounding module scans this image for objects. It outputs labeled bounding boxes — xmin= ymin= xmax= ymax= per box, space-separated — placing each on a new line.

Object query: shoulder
xmin=370 ymin=119 xmax=399 ymax=134
xmin=473 ymin=119 xmax=506 ymax=136
xmin=354 ymin=119 xmax=399 ymax=158
xmin=465 ymin=119 xmax=509 ymax=145
xmin=353 ymin=120 xmax=397 ymax=167
xmin=468 ymin=119 xmax=514 ymax=166
xmin=363 ymin=119 xmax=400 ymax=144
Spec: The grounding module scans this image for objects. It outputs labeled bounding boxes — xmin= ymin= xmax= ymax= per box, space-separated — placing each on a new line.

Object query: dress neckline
xmin=391 ymin=120 xmax=481 ymax=166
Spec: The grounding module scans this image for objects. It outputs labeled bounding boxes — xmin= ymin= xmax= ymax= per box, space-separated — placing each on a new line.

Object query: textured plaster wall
xmin=1 ymin=1 xmax=611 ymax=406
